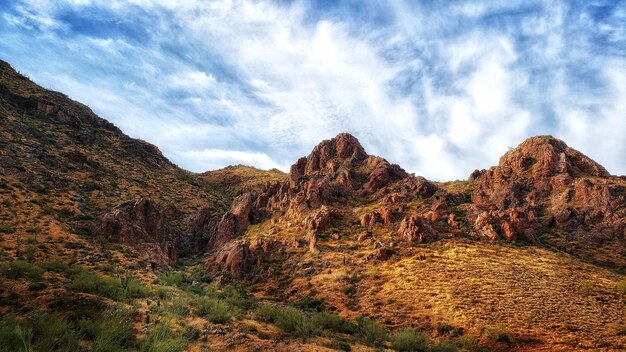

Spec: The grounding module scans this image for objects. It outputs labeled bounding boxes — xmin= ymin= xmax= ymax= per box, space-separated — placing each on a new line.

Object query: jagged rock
xmin=471 ymin=136 xmax=623 ymax=244
xmin=301 ymin=133 xmax=367 ymax=176
xmin=94 ymin=198 xmax=177 ymax=262
xmin=304 ymin=206 xmax=337 ymax=232
xmin=366 ymin=248 xmax=395 ymax=261
xmin=363 ymin=157 xmax=408 ymax=192
xmin=360 ymin=207 xmax=396 ymax=228
xmin=397 ymin=214 xmax=438 ymax=244
xmin=211 ymin=237 xmax=276 ymax=279
xmin=473 ymin=136 xmax=609 ymax=210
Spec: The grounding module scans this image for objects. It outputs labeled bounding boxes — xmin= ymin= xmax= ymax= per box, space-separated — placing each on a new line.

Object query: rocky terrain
xmin=0 ymin=59 xmax=624 ymax=351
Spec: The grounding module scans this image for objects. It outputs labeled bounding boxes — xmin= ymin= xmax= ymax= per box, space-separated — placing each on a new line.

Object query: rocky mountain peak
xmin=497 ymin=135 xmax=609 ymax=179
xmin=290 ymin=133 xmax=367 ymax=180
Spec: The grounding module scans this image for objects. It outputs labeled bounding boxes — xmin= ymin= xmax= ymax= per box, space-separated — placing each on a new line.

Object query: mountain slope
xmin=0 ymin=59 xmax=624 ymax=351
xmin=203 ymin=134 xmax=626 ymax=351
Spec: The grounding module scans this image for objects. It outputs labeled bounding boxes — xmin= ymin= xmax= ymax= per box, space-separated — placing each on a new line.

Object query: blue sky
xmin=1 ymin=0 xmax=624 ymax=180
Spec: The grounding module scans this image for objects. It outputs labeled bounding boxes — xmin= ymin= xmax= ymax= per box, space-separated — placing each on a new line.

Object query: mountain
xmin=0 ymin=60 xmax=624 ymax=352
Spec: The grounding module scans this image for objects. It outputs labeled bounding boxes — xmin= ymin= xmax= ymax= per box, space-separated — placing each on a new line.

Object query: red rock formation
xmin=94 ymin=198 xmax=177 ymax=262
xmin=471 ymin=136 xmax=623 ymax=243
xmin=397 ymin=214 xmax=438 ymax=244
xmin=363 ymin=156 xmax=408 ymax=192
xmin=211 ymin=237 xmax=276 ymax=279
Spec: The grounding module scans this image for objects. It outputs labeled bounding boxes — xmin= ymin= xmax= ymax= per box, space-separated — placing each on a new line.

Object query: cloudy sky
xmin=0 ymin=0 xmax=624 ymax=180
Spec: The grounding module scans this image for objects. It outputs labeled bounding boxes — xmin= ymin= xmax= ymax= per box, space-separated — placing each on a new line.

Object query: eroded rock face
xmin=363 ymin=157 xmax=408 ymax=192
xmin=470 ymin=136 xmax=623 ymax=243
xmin=397 ymin=214 xmax=438 ymax=244
xmin=211 ymin=237 xmax=276 ymax=279
xmin=473 ymin=136 xmax=609 ymax=210
xmin=202 ymin=134 xmax=415 ymax=254
xmin=94 ymin=198 xmax=177 ymax=262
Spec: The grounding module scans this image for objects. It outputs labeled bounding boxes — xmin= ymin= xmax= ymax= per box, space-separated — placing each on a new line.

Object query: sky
xmin=0 ymin=0 xmax=625 ymax=180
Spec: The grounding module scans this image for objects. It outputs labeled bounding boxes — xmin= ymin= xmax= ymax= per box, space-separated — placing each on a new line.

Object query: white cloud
xmin=175 ymin=149 xmax=287 ymax=172
xmin=2 ymin=0 xmax=624 ymax=179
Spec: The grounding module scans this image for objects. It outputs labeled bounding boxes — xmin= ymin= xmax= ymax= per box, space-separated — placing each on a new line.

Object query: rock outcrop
xmin=94 ymin=198 xmax=178 ymax=262
xmin=397 ymin=214 xmax=438 ymax=244
xmin=211 ymin=237 xmax=277 ymax=279
xmin=471 ymin=136 xmax=624 ymax=243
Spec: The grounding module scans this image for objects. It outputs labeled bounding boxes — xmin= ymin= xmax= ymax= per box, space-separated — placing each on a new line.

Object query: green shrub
xmin=140 ymin=323 xmax=188 ymax=352
xmin=28 ymin=281 xmax=48 ymax=291
xmin=254 ymin=303 xmax=281 ymax=323
xmin=329 ymin=338 xmax=352 ymax=351
xmin=356 ymin=317 xmax=387 ymax=346
xmin=182 ymin=325 xmax=200 ymax=341
xmin=192 ymin=296 xmax=231 ymax=324
xmin=311 ymin=312 xmax=347 ymax=332
xmin=483 ymin=324 xmax=514 ymax=343
xmin=81 ymin=309 xmax=136 ymax=352
xmin=0 ymin=312 xmax=79 ymax=352
xmin=0 ymin=260 xmax=44 ymax=281
xmin=159 ymin=272 xmax=186 ymax=287
xmin=221 ymin=284 xmax=255 ymax=310
xmin=155 ymin=286 xmax=170 ymax=300
xmin=390 ymin=327 xmax=427 ymax=351
xmin=160 ymin=294 xmax=192 ymax=318
xmin=0 ymin=224 xmax=15 ymax=233
xmin=289 ymin=295 xmax=324 ymax=312
xmin=456 ymin=335 xmax=478 ymax=350
xmin=203 ymin=284 xmax=219 ymax=298
xmin=69 ymin=270 xmax=123 ymax=300
xmin=274 ymin=306 xmax=318 ymax=338
xmin=40 ymin=260 xmax=70 ymax=273
xmin=122 ymin=276 xmax=150 ymax=298
xmin=430 ymin=340 xmax=459 ymax=352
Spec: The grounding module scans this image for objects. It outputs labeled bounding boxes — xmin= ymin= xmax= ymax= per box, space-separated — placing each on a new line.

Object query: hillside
xmin=0 ymin=59 xmax=624 ymax=352
xmin=202 ymin=134 xmax=626 ymax=351
xmin=202 ymin=165 xmax=287 ymax=197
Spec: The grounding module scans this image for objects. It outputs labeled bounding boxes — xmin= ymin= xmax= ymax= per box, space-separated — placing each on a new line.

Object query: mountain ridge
xmin=1 ymin=59 xmax=624 ymax=351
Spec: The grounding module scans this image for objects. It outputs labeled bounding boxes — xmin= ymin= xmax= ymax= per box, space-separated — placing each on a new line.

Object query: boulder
xmin=397 ymin=214 xmax=438 ymax=244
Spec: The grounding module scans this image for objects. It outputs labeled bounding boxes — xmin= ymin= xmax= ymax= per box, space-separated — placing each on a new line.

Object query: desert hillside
xmin=0 ymin=60 xmax=624 ymax=352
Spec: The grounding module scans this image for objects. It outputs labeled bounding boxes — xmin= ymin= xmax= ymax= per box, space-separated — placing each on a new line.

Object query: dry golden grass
xmin=233 ymin=205 xmax=626 ymax=351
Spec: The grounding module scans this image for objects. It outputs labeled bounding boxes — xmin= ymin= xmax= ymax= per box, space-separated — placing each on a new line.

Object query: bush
xmin=289 ymin=296 xmax=324 ymax=312
xmin=356 ymin=317 xmax=387 ymax=346
xmin=483 ymin=324 xmax=514 ymax=343
xmin=28 ymin=281 xmax=48 ymax=291
xmin=80 ymin=309 xmax=136 ymax=352
xmin=0 ymin=224 xmax=15 ymax=233
xmin=311 ymin=312 xmax=348 ymax=332
xmin=192 ymin=296 xmax=231 ymax=324
xmin=0 ymin=312 xmax=79 ymax=352
xmin=160 ymin=293 xmax=192 ymax=318
xmin=390 ymin=327 xmax=427 ymax=351
xmin=159 ymin=272 xmax=186 ymax=287
xmin=430 ymin=340 xmax=459 ymax=352
xmin=254 ymin=303 xmax=281 ymax=323
xmin=122 ymin=276 xmax=150 ymax=299
xmin=456 ymin=335 xmax=478 ymax=350
xmin=155 ymin=286 xmax=170 ymax=300
xmin=140 ymin=323 xmax=188 ymax=352
xmin=0 ymin=260 xmax=44 ymax=281
xmin=40 ymin=260 xmax=70 ymax=274
xmin=69 ymin=270 xmax=123 ymax=300
xmin=221 ymin=284 xmax=255 ymax=310
xmin=274 ymin=306 xmax=318 ymax=338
